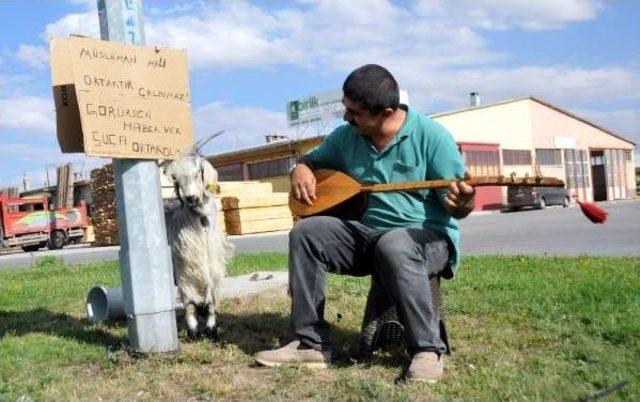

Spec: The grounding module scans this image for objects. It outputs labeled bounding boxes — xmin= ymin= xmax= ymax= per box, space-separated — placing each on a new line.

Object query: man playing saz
xmin=256 ymin=64 xmax=475 ymax=382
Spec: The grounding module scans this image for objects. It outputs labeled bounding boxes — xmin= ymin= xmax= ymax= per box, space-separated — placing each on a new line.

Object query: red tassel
xmin=574 ymin=199 xmax=608 ymax=224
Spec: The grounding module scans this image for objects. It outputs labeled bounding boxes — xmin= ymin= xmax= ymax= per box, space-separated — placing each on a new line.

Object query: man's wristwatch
xmin=290 ymin=158 xmax=312 ymax=175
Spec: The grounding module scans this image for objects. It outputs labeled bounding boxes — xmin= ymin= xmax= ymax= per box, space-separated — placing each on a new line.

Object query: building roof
xmin=430 ymin=96 xmax=635 ymax=146
xmin=207 ymin=135 xmax=325 ymax=165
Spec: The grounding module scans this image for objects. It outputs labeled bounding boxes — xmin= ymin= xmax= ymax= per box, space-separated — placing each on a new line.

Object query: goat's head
xmin=164 ymin=154 xmax=219 ymax=215
xmin=162 ymin=132 xmax=224 ymax=215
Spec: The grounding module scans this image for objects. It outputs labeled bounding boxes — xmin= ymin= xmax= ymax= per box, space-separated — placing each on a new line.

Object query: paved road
xmin=458 ymin=200 xmax=639 ymax=256
xmin=1 ymin=200 xmax=638 ymax=269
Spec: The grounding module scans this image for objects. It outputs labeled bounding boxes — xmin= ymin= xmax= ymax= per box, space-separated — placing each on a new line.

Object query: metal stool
xmin=358 ymin=275 xmax=449 ymax=358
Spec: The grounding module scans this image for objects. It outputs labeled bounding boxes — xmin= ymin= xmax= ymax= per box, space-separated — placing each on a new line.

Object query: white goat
xmin=163 ymin=133 xmax=234 ymax=340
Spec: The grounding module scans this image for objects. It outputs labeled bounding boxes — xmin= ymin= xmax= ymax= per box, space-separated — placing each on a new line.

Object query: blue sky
xmin=1 ymin=0 xmax=639 ymax=189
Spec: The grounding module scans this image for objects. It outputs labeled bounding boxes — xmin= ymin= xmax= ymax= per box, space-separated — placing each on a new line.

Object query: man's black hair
xmin=342 ymin=64 xmax=400 ymax=115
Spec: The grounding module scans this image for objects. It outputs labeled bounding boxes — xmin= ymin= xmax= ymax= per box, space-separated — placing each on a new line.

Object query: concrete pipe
xmin=85 ymin=273 xmax=286 ymax=323
xmin=86 ymin=285 xmax=184 ymax=324
xmin=86 ymin=286 xmax=125 ymax=324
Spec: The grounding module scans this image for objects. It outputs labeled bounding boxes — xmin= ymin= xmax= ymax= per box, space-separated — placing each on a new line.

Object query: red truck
xmin=0 ymin=194 xmax=88 ymax=252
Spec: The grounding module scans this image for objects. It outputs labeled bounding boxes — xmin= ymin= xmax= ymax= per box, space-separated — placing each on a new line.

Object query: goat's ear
xmin=202 ymin=160 xmax=218 ymax=189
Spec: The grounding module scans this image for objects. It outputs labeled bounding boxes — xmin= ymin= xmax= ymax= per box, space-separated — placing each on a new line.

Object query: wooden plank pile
xmin=85 ymin=217 xmax=96 ymax=243
xmin=88 ymin=165 xmax=294 ymax=242
xmin=55 ymin=163 xmax=74 ymax=209
xmin=219 ymin=181 xmax=293 ymax=235
xmin=90 ymin=164 xmax=119 ymax=246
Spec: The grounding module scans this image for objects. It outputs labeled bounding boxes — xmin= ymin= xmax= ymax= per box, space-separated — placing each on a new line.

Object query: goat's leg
xmin=185 ymin=301 xmax=199 ymax=340
xmin=202 ymin=281 xmax=218 ymax=340
xmin=204 ymin=301 xmax=218 ymax=340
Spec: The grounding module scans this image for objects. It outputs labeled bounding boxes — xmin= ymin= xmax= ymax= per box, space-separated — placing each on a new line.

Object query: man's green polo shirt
xmin=304 ymin=106 xmax=466 ymax=276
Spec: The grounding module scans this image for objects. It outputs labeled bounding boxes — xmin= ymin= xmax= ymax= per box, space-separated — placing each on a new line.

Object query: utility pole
xmin=97 ymin=0 xmax=178 ymax=353
xmin=22 ymin=172 xmax=30 ymax=192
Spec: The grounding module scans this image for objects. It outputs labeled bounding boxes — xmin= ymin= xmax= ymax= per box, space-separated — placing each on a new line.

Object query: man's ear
xmin=382 ymin=107 xmax=395 ymax=118
xmin=377 ymin=107 xmax=395 ymax=123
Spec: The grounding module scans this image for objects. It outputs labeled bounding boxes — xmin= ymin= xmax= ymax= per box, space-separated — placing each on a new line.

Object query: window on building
xmin=462 ymin=150 xmax=500 ymax=176
xmin=564 ymin=149 xmax=591 ymax=194
xmin=247 ymin=157 xmax=296 ymax=180
xmin=217 ymin=163 xmax=244 ymax=181
xmin=624 ymin=150 xmax=632 ymax=161
xmin=564 ymin=149 xmax=575 ymax=189
xmin=535 ymin=149 xmax=561 ymax=165
xmin=502 ymin=149 xmax=532 ymax=165
xmin=591 ymin=154 xmax=604 ymax=166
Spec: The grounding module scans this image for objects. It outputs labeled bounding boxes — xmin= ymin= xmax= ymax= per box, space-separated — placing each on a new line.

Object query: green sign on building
xmin=286 ymin=89 xmax=342 ymax=127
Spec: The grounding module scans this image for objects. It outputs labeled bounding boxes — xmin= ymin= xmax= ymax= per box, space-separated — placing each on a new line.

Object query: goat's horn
xmin=194 ymin=130 xmax=225 ymax=153
xmin=185 ymin=130 xmax=225 ymax=155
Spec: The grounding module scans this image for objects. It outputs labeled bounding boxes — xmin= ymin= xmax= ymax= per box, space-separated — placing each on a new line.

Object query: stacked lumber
xmin=220 ymin=182 xmax=293 ymax=235
xmin=85 ymin=216 xmax=96 ymax=243
xmin=218 ymin=181 xmax=274 ymax=197
xmin=90 ymin=164 xmax=119 ymax=246
xmin=55 ymin=163 xmax=74 ymax=209
xmin=90 ymin=167 xmax=292 ymax=241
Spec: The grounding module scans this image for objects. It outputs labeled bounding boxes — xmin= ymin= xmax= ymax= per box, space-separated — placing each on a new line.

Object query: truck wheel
xmin=22 ymin=244 xmax=41 ymax=252
xmin=48 ymin=231 xmax=66 ymax=250
xmin=563 ymin=196 xmax=570 ymax=208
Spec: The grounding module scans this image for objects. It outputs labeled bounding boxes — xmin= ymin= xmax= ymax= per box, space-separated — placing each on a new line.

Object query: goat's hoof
xmin=204 ymin=326 xmax=219 ymax=341
xmin=187 ymin=327 xmax=199 ymax=341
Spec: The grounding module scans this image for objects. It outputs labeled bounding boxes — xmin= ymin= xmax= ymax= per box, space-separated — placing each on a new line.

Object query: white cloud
xmin=0 ymin=143 xmax=106 ymax=189
xmin=417 ymin=0 xmax=602 ymax=31
xmin=141 ymin=1 xmax=500 ymax=71
xmin=19 ymin=0 xmax=635 ymax=157
xmin=0 ymin=144 xmax=54 ymax=160
xmin=42 ymin=11 xmax=99 ymax=41
xmin=193 ymin=102 xmax=293 ymax=154
xmin=144 ymin=2 xmax=300 ymax=70
xmin=140 ymin=0 xmax=603 ymax=73
xmin=0 ymin=73 xmax=38 ymax=97
xmin=148 ymin=1 xmax=206 ymax=16
xmin=0 ymin=96 xmax=55 ymax=134
xmin=408 ymin=65 xmax=640 ymax=110
xmin=15 ymin=44 xmax=50 ymax=70
xmin=65 ymin=0 xmax=96 ymax=9
xmin=37 ymin=0 xmax=606 ymax=76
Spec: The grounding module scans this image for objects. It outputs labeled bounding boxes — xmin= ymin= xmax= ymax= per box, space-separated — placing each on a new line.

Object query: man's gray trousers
xmin=288 ymin=216 xmax=449 ymax=354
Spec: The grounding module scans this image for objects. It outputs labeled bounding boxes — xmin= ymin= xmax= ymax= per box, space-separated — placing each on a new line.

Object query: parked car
xmin=506 ymin=186 xmax=570 ymax=211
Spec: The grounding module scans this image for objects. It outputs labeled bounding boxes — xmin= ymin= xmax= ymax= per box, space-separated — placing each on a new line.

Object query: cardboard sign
xmin=50 ymin=36 xmax=193 ymax=160
xmin=51 ymin=38 xmax=84 ymax=152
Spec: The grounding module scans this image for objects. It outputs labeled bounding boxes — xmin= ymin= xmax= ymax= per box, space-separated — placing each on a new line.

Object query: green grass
xmin=1 ymin=254 xmax=638 ymax=401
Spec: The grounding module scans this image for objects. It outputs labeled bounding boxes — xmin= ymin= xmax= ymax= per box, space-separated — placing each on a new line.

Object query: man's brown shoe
xmin=255 ymin=340 xmax=331 ymax=368
xmin=406 ymin=352 xmax=443 ymax=383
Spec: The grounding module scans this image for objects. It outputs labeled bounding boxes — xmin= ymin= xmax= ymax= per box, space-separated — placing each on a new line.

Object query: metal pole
xmin=97 ymin=0 xmax=178 ymax=353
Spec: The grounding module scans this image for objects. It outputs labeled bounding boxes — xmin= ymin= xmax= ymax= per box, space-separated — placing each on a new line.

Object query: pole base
xmin=127 ymin=310 xmax=179 ymax=354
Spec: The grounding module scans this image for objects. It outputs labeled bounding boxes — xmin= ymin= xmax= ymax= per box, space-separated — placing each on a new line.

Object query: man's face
xmin=342 ymin=96 xmax=383 ymax=136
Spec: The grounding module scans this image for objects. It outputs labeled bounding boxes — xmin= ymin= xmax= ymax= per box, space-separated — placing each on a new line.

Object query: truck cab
xmin=0 ymin=195 xmax=88 ymax=252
